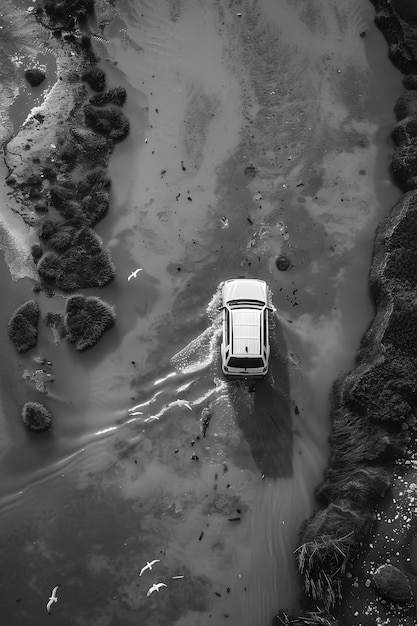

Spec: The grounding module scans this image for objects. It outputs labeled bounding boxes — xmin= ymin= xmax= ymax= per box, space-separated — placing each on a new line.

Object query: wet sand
xmin=0 ymin=1 xmax=407 ymax=624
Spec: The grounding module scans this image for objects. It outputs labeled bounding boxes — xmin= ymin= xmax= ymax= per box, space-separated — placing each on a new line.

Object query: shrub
xmin=21 ymin=401 xmax=52 ymax=431
xmin=44 ymin=312 xmax=67 ymax=340
xmin=44 ymin=0 xmax=94 ymax=23
xmin=296 ymin=502 xmax=373 ymax=610
xmin=48 ymin=225 xmax=77 ymax=251
xmin=64 ymin=294 xmax=116 ymax=351
xmin=71 ymin=227 xmax=103 ymax=254
xmin=77 ymin=170 xmax=111 ymax=195
xmin=80 ymin=191 xmax=109 ymax=225
xmin=49 ymin=183 xmax=76 ymax=209
xmin=55 ymin=200 xmax=85 ymax=223
xmin=8 ymin=300 xmax=40 ymax=353
xmin=54 ymin=246 xmax=115 ymax=291
xmin=394 ymin=91 xmax=417 ymax=121
xmin=37 ymin=251 xmax=60 ymax=281
xmin=391 ymin=139 xmax=417 ymax=190
xmin=403 ymin=74 xmax=417 ymax=90
xmin=81 ymin=67 xmax=106 ymax=92
xmin=31 ymin=243 xmax=43 ymax=263
xmin=342 ymin=350 xmax=417 ymax=422
xmin=89 ymin=86 xmax=127 ymax=107
xmin=83 ymin=104 xmax=130 ymax=142
xmin=38 ymin=217 xmax=61 ymax=241
xmin=315 ymin=465 xmax=391 ymax=508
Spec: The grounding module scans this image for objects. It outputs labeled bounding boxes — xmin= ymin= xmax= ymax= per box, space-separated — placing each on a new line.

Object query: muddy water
xmin=0 ymin=1 xmax=404 ymax=624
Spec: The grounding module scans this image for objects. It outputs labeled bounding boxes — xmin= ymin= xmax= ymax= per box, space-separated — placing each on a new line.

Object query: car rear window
xmin=228 ymin=357 xmax=264 ymax=368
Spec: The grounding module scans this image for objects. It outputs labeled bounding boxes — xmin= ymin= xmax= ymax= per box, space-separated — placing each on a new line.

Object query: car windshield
xmin=228 ymin=357 xmax=264 ymax=368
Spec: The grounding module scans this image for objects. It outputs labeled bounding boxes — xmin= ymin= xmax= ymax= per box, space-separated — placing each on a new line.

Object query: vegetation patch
xmin=8 ymin=300 xmax=39 ymax=353
xmin=21 ymin=401 xmax=52 ymax=431
xmin=89 ymin=86 xmax=127 ymax=107
xmin=64 ymin=294 xmax=115 ymax=351
xmin=81 ymin=67 xmax=106 ymax=92
xmin=83 ymin=104 xmax=130 ymax=142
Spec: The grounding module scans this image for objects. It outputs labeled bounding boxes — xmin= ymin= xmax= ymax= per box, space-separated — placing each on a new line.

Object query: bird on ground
xmin=128 ymin=268 xmax=143 ymax=281
xmin=46 ymin=586 xmax=59 ymax=614
xmin=139 ymin=560 xmax=160 ymax=576
xmin=219 ymin=216 xmax=229 ymax=229
xmin=147 ymin=582 xmax=167 ymax=597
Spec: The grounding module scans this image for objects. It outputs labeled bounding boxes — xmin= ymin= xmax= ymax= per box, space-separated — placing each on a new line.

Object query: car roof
xmin=231 ymin=307 xmax=262 ymax=356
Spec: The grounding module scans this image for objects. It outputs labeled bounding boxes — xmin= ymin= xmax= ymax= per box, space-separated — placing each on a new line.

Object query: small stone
xmin=275 ymin=255 xmax=290 ymax=271
xmin=372 ymin=564 xmax=413 ymax=603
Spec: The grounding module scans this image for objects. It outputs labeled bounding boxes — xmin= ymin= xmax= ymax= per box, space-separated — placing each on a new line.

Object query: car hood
xmin=223 ymin=279 xmax=267 ymax=304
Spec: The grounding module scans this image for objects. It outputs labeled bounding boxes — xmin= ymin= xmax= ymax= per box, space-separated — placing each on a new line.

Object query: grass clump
xmin=83 ymin=104 xmax=130 ymax=142
xmin=37 ymin=251 xmax=60 ymax=281
xmin=64 ymin=294 xmax=115 ymax=351
xmin=44 ymin=312 xmax=67 ymax=342
xmin=89 ymin=86 xmax=127 ymax=107
xmin=81 ymin=67 xmax=106 ymax=92
xmin=394 ymin=91 xmax=417 ymax=121
xmin=22 ymin=401 xmax=52 ymax=431
xmin=296 ymin=502 xmax=373 ymax=610
xmin=273 ymin=609 xmax=339 ymax=626
xmin=8 ymin=300 xmax=39 ymax=353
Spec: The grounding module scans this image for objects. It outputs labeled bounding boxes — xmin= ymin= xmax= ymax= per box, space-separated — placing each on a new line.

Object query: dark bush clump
xmin=83 ymin=104 xmax=130 ymax=142
xmin=38 ymin=217 xmax=61 ymax=241
xmin=392 ymin=118 xmax=417 ymax=146
xmin=315 ymin=465 xmax=391 ymax=508
xmin=37 ymin=251 xmax=60 ymax=281
xmin=31 ymin=243 xmax=43 ymax=263
xmin=89 ymin=86 xmax=127 ymax=107
xmin=297 ymin=502 xmax=373 ymax=610
xmin=343 ymin=350 xmax=417 ymax=423
xmin=44 ymin=312 xmax=67 ymax=340
xmin=77 ymin=170 xmax=111 ymax=196
xmin=81 ymin=67 xmax=106 ymax=92
xmin=394 ymin=91 xmax=417 ymax=121
xmin=25 ymin=68 xmax=46 ymax=87
xmin=55 ymin=201 xmax=86 ymax=226
xmin=48 ymin=225 xmax=77 ymax=251
xmin=80 ymin=192 xmax=109 ymax=225
xmin=8 ymin=300 xmax=39 ymax=353
xmin=403 ymin=74 xmax=417 ymax=90
xmin=64 ymin=294 xmax=116 ymax=351
xmin=391 ymin=139 xmax=417 ymax=190
xmin=43 ymin=0 xmax=94 ymax=23
xmin=21 ymin=401 xmax=52 ymax=431
xmin=49 ymin=184 xmax=76 ymax=208
xmin=56 ymin=247 xmax=115 ymax=291
xmin=69 ymin=128 xmax=111 ymax=167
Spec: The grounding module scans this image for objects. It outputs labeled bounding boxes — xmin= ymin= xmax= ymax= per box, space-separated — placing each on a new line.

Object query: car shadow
xmin=230 ymin=317 xmax=293 ymax=478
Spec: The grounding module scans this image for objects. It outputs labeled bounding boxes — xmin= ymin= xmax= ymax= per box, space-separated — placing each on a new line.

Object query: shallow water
xmin=0 ymin=0 xmax=404 ymax=624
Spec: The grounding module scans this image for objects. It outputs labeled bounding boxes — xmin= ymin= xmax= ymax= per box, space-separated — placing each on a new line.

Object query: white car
xmin=220 ymin=278 xmax=271 ymax=377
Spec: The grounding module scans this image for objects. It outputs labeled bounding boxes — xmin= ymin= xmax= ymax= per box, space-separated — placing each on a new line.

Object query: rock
xmin=8 ymin=300 xmax=39 ymax=353
xmin=372 ymin=564 xmax=413 ymax=603
xmin=24 ymin=68 xmax=46 ymax=87
xmin=275 ymin=255 xmax=290 ymax=271
xmin=21 ymin=401 xmax=52 ymax=431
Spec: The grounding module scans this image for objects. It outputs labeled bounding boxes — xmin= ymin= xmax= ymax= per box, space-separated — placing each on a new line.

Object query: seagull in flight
xmin=128 ymin=268 xmax=143 ymax=281
xmin=147 ymin=582 xmax=167 ymax=597
xmin=144 ymin=415 xmax=159 ymax=423
xmin=139 ymin=560 xmax=160 ymax=576
xmin=46 ymin=585 xmax=59 ymax=614
xmin=168 ymin=399 xmax=192 ymax=411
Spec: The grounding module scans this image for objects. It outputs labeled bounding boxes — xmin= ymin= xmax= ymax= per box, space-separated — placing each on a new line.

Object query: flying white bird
xmin=129 ymin=411 xmax=143 ymax=416
xmin=168 ymin=399 xmax=192 ymax=411
xmin=46 ymin=586 xmax=59 ymax=614
xmin=139 ymin=560 xmax=160 ymax=576
xmin=144 ymin=416 xmax=159 ymax=423
xmin=128 ymin=268 xmax=143 ymax=281
xmin=147 ymin=582 xmax=167 ymax=597
xmin=219 ymin=216 xmax=229 ymax=229
xmin=172 ymin=575 xmax=184 ymax=580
